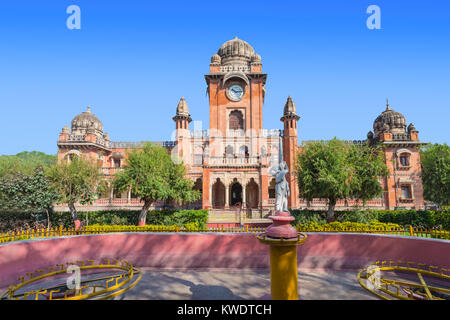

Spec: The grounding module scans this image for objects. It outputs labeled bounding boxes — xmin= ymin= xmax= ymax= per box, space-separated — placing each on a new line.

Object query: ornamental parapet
xmin=190 ymin=130 xmax=209 ymax=138
xmin=109 ymin=141 xmax=175 ymax=149
xmin=58 ymin=134 xmax=111 ymax=150
xmin=391 ymin=133 xmax=411 ymax=141
xmin=205 ymin=156 xmax=261 ymax=167
xmin=302 ymin=139 xmax=367 ymax=146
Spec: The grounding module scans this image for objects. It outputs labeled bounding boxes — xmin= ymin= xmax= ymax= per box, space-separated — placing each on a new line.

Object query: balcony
xmin=206 ymin=156 xmax=260 ymax=167
xmin=100 ymin=167 xmax=124 ymax=175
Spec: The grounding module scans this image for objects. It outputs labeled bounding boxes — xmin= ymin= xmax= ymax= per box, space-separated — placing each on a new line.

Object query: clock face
xmin=227 ymin=84 xmax=244 ymax=101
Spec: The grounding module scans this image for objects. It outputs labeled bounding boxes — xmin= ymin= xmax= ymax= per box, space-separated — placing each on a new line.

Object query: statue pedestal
xmin=265 ymin=211 xmax=298 ymax=239
xmin=256 ymin=211 xmax=307 ymax=300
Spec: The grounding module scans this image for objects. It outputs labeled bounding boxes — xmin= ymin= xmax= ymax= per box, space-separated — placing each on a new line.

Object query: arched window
xmin=229 ymin=110 xmax=243 ymax=130
xmin=193 ymin=178 xmax=202 ymax=195
xmin=225 ymin=145 xmax=234 ymax=157
xmin=399 ymin=153 xmax=410 ymax=167
xmin=239 ymin=145 xmax=249 ymax=157
xmin=268 ymin=178 xmax=276 ymax=199
xmin=396 ymin=149 xmax=412 ymax=169
xmin=261 ymin=145 xmax=267 ymax=157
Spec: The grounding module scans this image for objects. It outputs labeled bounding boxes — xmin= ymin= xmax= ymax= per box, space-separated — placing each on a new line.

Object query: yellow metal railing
xmin=358 ymin=260 xmax=450 ymax=300
xmin=0 ymin=224 xmax=449 ymax=245
xmin=0 ymin=258 xmax=142 ymax=300
xmin=296 ymin=225 xmax=450 ymax=240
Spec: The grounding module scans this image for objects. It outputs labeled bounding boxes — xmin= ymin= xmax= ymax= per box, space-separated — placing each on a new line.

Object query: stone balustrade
xmin=206 ymin=156 xmax=260 ymax=166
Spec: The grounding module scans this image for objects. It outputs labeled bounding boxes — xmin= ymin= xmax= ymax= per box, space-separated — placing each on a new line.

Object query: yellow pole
xmin=269 ymin=244 xmax=298 ymax=300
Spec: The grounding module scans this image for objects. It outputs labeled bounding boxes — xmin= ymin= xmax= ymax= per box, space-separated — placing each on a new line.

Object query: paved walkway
xmin=116 ymin=269 xmax=378 ymax=300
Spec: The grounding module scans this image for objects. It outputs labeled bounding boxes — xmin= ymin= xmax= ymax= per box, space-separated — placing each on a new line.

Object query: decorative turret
xmin=173 ymin=97 xmax=192 ymax=130
xmin=210 ymin=54 xmax=221 ymax=66
xmin=408 ymin=123 xmax=418 ymax=133
xmin=281 ymin=96 xmax=300 ymax=122
xmin=280 ymin=96 xmax=300 ymax=208
xmin=251 ymin=53 xmax=261 ymax=65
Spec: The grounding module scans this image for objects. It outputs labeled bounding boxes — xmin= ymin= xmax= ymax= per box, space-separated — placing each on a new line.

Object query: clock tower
xmin=205 ymin=37 xmax=267 ymax=139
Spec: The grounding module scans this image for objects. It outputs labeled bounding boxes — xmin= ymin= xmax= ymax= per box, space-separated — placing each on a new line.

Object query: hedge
xmin=0 ymin=209 xmax=209 ymax=233
xmin=296 ymin=220 xmax=401 ymax=231
xmin=289 ymin=209 xmax=450 ymax=230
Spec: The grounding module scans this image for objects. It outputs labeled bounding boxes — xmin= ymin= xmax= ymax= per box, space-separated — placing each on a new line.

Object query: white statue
xmin=268 ymin=161 xmax=290 ymax=212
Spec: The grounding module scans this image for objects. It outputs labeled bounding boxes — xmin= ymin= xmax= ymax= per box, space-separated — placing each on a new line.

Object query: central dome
xmin=373 ymin=102 xmax=407 ymax=137
xmin=217 ymin=37 xmax=256 ymax=66
xmin=71 ymin=106 xmax=103 ymax=135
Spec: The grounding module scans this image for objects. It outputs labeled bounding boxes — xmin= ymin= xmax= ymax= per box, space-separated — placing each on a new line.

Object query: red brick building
xmin=56 ymin=38 xmax=425 ymax=215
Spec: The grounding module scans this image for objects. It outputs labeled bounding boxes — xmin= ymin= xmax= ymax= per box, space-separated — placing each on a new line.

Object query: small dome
xmin=283 ymin=96 xmax=297 ymax=116
xmin=176 ymin=97 xmax=190 ymax=117
xmin=211 ymin=54 xmax=221 ymax=65
xmin=408 ymin=123 xmax=418 ymax=133
xmin=373 ymin=101 xmax=406 ymax=137
xmin=281 ymin=96 xmax=300 ymax=121
xmin=71 ymin=106 xmax=103 ymax=135
xmin=62 ymin=125 xmax=70 ymax=134
xmin=217 ymin=37 xmax=256 ymax=66
xmin=251 ymin=53 xmax=261 ymax=64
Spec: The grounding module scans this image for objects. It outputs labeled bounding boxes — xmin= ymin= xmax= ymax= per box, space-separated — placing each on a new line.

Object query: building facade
xmin=56 ymin=38 xmax=425 ymax=214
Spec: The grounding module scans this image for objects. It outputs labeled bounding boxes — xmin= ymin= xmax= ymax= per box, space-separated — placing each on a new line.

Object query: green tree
xmin=348 ymin=143 xmax=390 ymax=203
xmin=295 ymin=138 xmax=389 ymax=220
xmin=113 ymin=143 xmax=200 ymax=225
xmin=0 ymin=167 xmax=59 ymax=227
xmin=45 ymin=156 xmax=102 ymax=228
xmin=0 ymin=151 xmax=56 ymax=178
xmin=420 ymin=143 xmax=450 ymax=207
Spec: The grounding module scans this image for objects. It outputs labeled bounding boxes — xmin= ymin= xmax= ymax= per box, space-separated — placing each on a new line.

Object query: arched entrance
xmin=230 ymin=182 xmax=242 ymax=206
xmin=193 ymin=178 xmax=202 ymax=195
xmin=246 ymin=179 xmax=259 ymax=208
xmin=268 ymin=178 xmax=276 ymax=200
xmin=212 ymin=179 xmax=225 ymax=208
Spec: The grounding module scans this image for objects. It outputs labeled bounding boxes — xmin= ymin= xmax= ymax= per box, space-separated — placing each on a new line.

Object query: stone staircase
xmin=208 ymin=208 xmax=272 ymax=224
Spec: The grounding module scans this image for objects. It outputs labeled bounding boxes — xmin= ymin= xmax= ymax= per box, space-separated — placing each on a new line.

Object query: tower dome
xmin=373 ymin=101 xmax=407 ymax=137
xmin=211 ymin=53 xmax=221 ymax=65
xmin=71 ymin=106 xmax=103 ymax=135
xmin=251 ymin=53 xmax=261 ymax=64
xmin=217 ymin=37 xmax=256 ymax=66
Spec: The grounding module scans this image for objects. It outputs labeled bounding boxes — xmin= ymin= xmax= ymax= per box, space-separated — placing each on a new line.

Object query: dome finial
xmin=386 ymin=98 xmax=390 ymax=111
xmin=87 ymin=106 xmax=91 ymax=113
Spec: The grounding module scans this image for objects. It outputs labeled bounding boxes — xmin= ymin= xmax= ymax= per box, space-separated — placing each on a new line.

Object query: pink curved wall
xmin=0 ymin=233 xmax=449 ymax=289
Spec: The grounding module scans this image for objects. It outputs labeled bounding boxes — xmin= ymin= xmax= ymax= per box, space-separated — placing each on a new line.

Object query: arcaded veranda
xmin=1 ymin=233 xmax=449 ymax=300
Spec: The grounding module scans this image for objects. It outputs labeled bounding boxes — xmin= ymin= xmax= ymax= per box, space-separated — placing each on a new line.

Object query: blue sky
xmin=0 ymin=0 xmax=449 ymax=155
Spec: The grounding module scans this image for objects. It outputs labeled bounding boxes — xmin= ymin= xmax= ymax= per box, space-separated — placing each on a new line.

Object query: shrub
xmin=84 ymin=224 xmax=181 ymax=232
xmin=289 ymin=209 xmax=327 ymax=225
xmin=335 ymin=210 xmax=380 ymax=224
xmin=290 ymin=209 xmax=450 ymax=230
xmin=297 ymin=220 xmax=401 ymax=231
xmin=0 ymin=209 xmax=208 ymax=232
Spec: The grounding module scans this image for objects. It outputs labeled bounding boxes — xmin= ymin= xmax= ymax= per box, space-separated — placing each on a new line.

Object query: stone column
xmin=210 ymin=184 xmax=213 ymax=207
xmin=242 ymin=183 xmax=247 ymax=225
xmin=242 ymin=182 xmax=246 ymax=208
xmin=109 ymin=184 xmax=114 ymax=204
xmin=225 ymin=184 xmax=229 ymax=208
